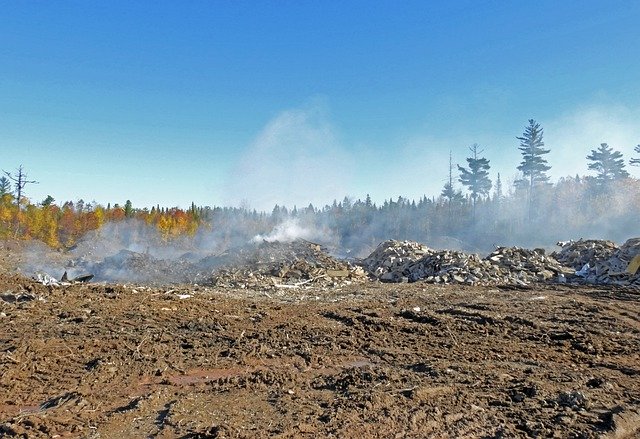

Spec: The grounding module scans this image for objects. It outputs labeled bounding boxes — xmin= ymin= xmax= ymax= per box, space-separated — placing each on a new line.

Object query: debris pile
xmin=548 ymin=238 xmax=640 ymax=286
xmin=551 ymin=240 xmax=619 ymax=270
xmin=363 ymin=242 xmax=572 ymax=286
xmin=34 ymin=235 xmax=640 ymax=289
xmin=207 ymin=240 xmax=367 ymax=288
xmin=361 ymin=240 xmax=433 ymax=282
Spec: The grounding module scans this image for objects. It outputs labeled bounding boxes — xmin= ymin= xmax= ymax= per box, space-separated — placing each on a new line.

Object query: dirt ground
xmin=1 ymin=246 xmax=640 ymax=438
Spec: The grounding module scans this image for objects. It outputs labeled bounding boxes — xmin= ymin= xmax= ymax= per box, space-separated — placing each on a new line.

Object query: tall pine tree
xmin=517 ymin=119 xmax=551 ymax=188
xmin=457 ymin=144 xmax=491 ymax=220
xmin=516 ymin=119 xmax=550 ymax=219
xmin=586 ymin=143 xmax=629 ymax=184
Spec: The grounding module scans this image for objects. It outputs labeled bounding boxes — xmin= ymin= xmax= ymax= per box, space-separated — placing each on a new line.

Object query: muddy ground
xmin=1 ymin=247 xmax=640 ymax=438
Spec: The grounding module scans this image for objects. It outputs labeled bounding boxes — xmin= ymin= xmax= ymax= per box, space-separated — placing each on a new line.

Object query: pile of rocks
xmin=551 ymin=240 xmax=619 ymax=270
xmin=60 ymin=236 xmax=640 ymax=289
xmin=362 ymin=241 xmax=573 ymax=286
xmin=572 ymin=238 xmax=640 ymax=286
xmin=405 ymin=250 xmax=491 ymax=284
xmin=361 ymin=240 xmax=432 ymax=281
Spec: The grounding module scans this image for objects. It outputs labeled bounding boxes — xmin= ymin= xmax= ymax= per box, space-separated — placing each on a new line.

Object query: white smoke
xmin=251 ymin=218 xmax=322 ymax=243
xmin=224 ymin=101 xmax=354 ymax=212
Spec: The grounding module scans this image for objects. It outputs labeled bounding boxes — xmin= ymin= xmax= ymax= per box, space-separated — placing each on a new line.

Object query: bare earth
xmin=1 ymin=247 xmax=640 ymax=438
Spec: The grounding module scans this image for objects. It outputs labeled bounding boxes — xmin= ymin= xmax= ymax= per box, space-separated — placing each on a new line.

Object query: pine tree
xmin=630 ymin=144 xmax=640 ymax=167
xmin=586 ymin=143 xmax=629 ymax=183
xmin=124 ymin=200 xmax=134 ymax=218
xmin=41 ymin=195 xmax=55 ymax=207
xmin=0 ymin=176 xmax=11 ymax=196
xmin=517 ymin=119 xmax=551 ymax=188
xmin=457 ymin=144 xmax=491 ymax=219
xmin=516 ymin=119 xmax=550 ymax=220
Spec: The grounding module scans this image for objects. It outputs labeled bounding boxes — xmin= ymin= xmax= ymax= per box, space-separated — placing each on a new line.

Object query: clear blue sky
xmin=2 ymin=1 xmax=640 ymax=211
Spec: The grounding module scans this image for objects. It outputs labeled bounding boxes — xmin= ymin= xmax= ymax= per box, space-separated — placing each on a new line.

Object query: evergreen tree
xmin=586 ymin=143 xmax=629 ymax=183
xmin=516 ymin=119 xmax=551 ymax=188
xmin=41 ymin=195 xmax=55 ymax=207
xmin=457 ymin=144 xmax=492 ymax=219
xmin=441 ymin=154 xmax=464 ymax=202
xmin=630 ymin=144 xmax=640 ymax=167
xmin=516 ymin=119 xmax=550 ymax=220
xmin=124 ymin=200 xmax=134 ymax=218
xmin=0 ymin=176 xmax=11 ymax=196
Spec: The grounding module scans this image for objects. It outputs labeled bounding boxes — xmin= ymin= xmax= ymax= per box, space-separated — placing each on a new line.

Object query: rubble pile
xmin=39 ymin=236 xmax=640 ymax=289
xmin=551 ymin=239 xmax=619 ymax=270
xmin=485 ymin=247 xmax=572 ymax=282
xmin=361 ymin=240 xmax=433 ymax=282
xmin=405 ymin=250 xmax=490 ymax=284
xmin=207 ymin=240 xmax=367 ymax=288
xmin=363 ymin=241 xmax=572 ymax=286
xmin=574 ymin=238 xmax=640 ymax=286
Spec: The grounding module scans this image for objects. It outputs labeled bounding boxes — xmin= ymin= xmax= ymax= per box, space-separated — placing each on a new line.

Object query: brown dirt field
xmin=1 ymin=246 xmax=640 ymax=438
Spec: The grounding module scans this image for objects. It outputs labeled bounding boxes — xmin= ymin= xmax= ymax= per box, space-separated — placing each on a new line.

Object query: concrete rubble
xmin=361 ymin=240 xmax=433 ymax=282
xmin=552 ymin=238 xmax=640 ymax=287
xmin=361 ymin=239 xmax=640 ymax=288
xmin=362 ymin=241 xmax=573 ymax=286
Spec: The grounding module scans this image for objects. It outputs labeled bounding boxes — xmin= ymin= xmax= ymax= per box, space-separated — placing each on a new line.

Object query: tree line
xmin=2 ymin=119 xmax=640 ymax=253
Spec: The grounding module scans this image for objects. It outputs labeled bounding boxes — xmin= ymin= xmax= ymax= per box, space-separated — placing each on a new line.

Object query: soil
xmin=1 ymin=245 xmax=640 ymax=438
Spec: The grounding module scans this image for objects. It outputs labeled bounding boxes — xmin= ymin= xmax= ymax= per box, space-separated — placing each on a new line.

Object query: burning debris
xmin=206 ymin=240 xmax=367 ymax=288
xmin=28 ymin=236 xmax=640 ymax=289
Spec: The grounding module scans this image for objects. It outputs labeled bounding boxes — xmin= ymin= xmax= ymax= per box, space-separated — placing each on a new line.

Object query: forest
xmin=2 ymin=120 xmax=640 ymax=255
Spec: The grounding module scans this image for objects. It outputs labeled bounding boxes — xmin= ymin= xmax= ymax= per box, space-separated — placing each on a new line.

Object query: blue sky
xmin=2 ymin=1 xmax=640 ymax=211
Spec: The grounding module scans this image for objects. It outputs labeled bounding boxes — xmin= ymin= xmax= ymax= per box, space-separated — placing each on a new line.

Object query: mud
xmin=1 ymin=253 xmax=640 ymax=437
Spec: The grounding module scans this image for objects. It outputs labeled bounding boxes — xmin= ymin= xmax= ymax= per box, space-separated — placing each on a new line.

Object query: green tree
xmin=124 ymin=200 xmax=134 ymax=218
xmin=517 ymin=119 xmax=551 ymax=188
xmin=516 ymin=119 xmax=550 ymax=220
xmin=0 ymin=176 xmax=11 ymax=196
xmin=41 ymin=195 xmax=55 ymax=207
xmin=457 ymin=144 xmax=491 ymax=220
xmin=630 ymin=144 xmax=640 ymax=167
xmin=586 ymin=143 xmax=629 ymax=183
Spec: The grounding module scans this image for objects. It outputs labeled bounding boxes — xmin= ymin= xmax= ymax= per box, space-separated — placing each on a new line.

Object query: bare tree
xmin=3 ymin=165 xmax=38 ymax=207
